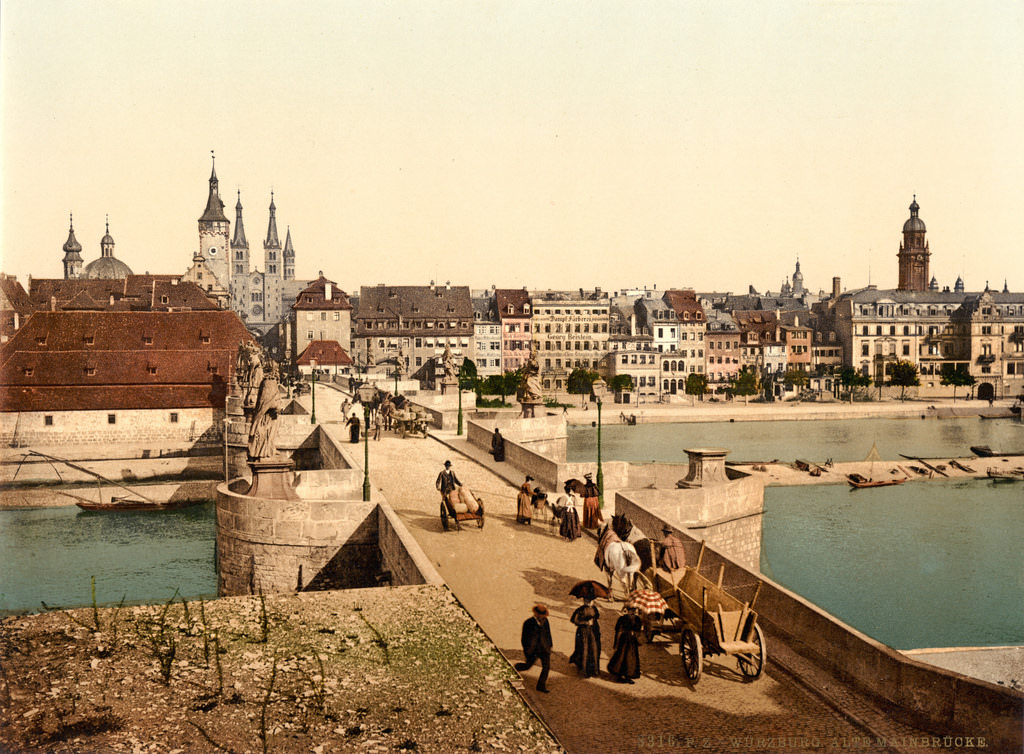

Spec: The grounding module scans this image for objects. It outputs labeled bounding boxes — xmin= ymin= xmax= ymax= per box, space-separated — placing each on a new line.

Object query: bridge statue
xmin=518 ymin=344 xmax=544 ymax=417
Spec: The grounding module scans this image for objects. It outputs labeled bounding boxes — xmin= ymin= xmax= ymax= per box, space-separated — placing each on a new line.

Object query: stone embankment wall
xmin=614 ymin=495 xmax=1023 ymax=753
xmin=216 ymin=470 xmax=380 ymax=596
xmin=0 ymin=407 xmax=222 ymax=448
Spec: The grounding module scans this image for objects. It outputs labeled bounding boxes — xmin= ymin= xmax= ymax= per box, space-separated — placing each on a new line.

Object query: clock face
xmin=209 ymin=247 xmax=217 ymax=256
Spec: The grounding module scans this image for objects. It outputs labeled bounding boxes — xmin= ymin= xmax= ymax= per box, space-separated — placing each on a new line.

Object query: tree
xmin=839 ymin=367 xmax=872 ymax=404
xmin=886 ymin=359 xmax=920 ymax=401
xmin=729 ymin=366 xmax=759 ymax=406
xmin=939 ymin=363 xmax=975 ymax=402
xmin=684 ymin=373 xmax=708 ymax=406
xmin=567 ymin=368 xmax=598 ymax=406
xmin=480 ymin=370 xmax=520 ymax=403
xmin=458 ymin=358 xmax=478 ymax=391
xmin=608 ymin=374 xmax=633 ymax=392
xmin=783 ymin=369 xmax=809 ymax=395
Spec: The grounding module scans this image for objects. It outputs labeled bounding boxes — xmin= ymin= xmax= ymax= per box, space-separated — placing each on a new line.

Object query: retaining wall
xmin=1 ymin=407 xmax=222 ymax=448
xmin=615 ymin=495 xmax=1023 ymax=752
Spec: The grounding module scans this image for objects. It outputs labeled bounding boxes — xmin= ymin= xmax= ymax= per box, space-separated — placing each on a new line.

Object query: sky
xmin=2 ymin=0 xmax=1023 ymax=299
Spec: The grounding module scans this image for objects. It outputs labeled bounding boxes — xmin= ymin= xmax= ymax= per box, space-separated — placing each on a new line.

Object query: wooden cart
xmin=646 ymin=541 xmax=766 ymax=683
xmin=440 ymin=488 xmax=485 ymax=531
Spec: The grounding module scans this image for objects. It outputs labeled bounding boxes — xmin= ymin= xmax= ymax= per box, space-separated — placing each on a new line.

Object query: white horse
xmin=602 ymin=540 xmax=649 ymax=596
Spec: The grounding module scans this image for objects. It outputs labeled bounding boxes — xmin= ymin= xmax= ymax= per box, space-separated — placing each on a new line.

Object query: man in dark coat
xmin=658 ymin=525 xmax=688 ymax=571
xmin=436 ymin=460 xmax=461 ymax=517
xmin=515 ymin=604 xmax=552 ymax=692
xmin=490 ymin=428 xmax=505 ymax=461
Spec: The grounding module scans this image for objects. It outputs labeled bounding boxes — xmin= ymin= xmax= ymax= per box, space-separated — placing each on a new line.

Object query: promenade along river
xmin=568 ymin=416 xmax=1024 ymax=650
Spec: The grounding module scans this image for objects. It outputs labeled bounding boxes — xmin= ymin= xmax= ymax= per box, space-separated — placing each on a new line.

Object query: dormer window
xmin=143 ymin=335 xmax=154 ymax=345
xmin=84 ymin=335 xmax=94 ymax=345
xmin=85 ymin=366 xmax=96 ymax=376
xmin=22 ymin=367 xmax=33 ymax=377
xmin=161 ymin=296 xmax=169 ymax=304
xmin=200 ymin=332 xmax=211 ymax=344
xmin=147 ymin=366 xmax=158 ymax=375
xmin=35 ymin=336 xmax=46 ymax=346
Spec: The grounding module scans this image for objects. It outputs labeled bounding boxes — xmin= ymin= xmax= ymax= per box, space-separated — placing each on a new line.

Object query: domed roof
xmin=62 ymin=215 xmax=82 ymax=256
xmin=83 ymin=255 xmax=133 ymax=279
xmin=903 ymin=196 xmax=926 ymax=233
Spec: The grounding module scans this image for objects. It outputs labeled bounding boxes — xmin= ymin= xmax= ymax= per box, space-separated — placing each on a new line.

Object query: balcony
xmin=977 ymin=354 xmax=996 ymax=364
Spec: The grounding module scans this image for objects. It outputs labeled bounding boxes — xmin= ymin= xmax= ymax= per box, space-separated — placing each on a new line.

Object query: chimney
xmin=50 ymin=296 xmax=56 ymax=311
xmin=832 ymin=277 xmax=841 ymax=300
xmin=325 ymin=281 xmax=332 ymax=300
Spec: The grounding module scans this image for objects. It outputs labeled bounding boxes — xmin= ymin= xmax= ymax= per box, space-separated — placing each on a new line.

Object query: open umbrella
xmin=569 ymin=580 xmax=611 ymax=600
xmin=626 ymin=588 xmax=669 ymax=617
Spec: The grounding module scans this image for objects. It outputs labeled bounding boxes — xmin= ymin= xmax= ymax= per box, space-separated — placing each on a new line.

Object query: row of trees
xmin=459 ymin=358 xmax=978 ymax=405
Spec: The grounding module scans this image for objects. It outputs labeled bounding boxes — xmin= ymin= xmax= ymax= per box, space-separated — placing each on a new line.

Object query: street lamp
xmin=591 ymin=377 xmax=607 ymax=508
xmin=357 ymin=383 xmax=375 ymax=501
xmin=310 ymin=358 xmax=317 ymax=424
xmin=457 ymin=361 xmax=464 ymax=436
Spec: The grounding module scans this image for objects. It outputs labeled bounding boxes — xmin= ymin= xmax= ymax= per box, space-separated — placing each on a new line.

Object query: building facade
xmin=529 ymin=289 xmax=610 ymax=392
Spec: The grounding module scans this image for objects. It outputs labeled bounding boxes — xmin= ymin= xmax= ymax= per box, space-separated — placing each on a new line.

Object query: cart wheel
xmin=680 ymin=628 xmax=703 ymax=682
xmin=736 ymin=623 xmax=766 ymax=679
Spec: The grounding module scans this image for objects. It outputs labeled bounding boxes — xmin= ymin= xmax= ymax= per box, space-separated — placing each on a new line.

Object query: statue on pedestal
xmin=236 ymin=340 xmax=265 ymax=413
xmin=440 ymin=343 xmax=458 ymax=394
xmin=248 ymin=362 xmax=281 ymax=461
xmin=518 ymin=344 xmax=543 ymax=417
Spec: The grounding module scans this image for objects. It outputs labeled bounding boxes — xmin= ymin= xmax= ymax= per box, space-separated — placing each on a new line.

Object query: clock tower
xmin=897 ymin=196 xmax=930 ymax=292
xmin=198 ymin=153 xmax=231 ymax=291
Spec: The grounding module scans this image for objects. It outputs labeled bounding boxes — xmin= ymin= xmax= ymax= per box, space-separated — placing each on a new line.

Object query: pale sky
xmin=2 ymin=0 xmax=1022 ymax=298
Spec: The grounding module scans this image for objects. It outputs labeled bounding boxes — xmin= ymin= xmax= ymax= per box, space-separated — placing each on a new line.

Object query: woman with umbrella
xmin=567 ymin=581 xmax=606 ymax=678
xmin=607 ymin=606 xmax=643 ymax=684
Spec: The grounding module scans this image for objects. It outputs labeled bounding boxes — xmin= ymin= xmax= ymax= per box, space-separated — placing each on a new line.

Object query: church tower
xmin=229 ymin=191 xmax=250 ymax=312
xmin=791 ymin=258 xmax=804 ymax=296
xmin=283 ymin=226 xmax=295 ymax=281
xmin=198 ymin=153 xmax=231 ymax=291
xmin=263 ymin=192 xmax=281 ymax=276
xmin=62 ymin=213 xmax=83 ymax=280
xmin=897 ymin=196 xmax=930 ymax=292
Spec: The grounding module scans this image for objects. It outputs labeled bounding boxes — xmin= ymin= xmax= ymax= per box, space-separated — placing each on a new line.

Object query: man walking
xmin=515 ymin=604 xmax=552 ymax=692
xmin=435 ymin=460 xmax=461 ymax=516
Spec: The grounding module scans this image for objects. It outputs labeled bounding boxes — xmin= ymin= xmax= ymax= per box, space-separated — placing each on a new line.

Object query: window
xmin=169 ymin=412 xmax=179 ymax=423
xmin=333 ymin=312 xmax=340 ymax=321
xmin=143 ymin=335 xmax=153 ymax=345
xmin=307 ymin=330 xmax=314 ymax=340
xmin=22 ymin=367 xmax=33 ymax=377
xmin=107 ymin=414 xmax=116 ymax=425
xmin=44 ymin=415 xmax=53 ymax=426
xmin=147 ymin=366 xmax=157 ymax=375
xmin=85 ymin=367 xmax=96 ymax=376
xmin=200 ymin=335 xmax=211 ymax=344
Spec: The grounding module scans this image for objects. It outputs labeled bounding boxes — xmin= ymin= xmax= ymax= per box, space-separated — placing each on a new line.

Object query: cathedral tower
xmin=897 ymin=196 xmax=930 ymax=292
xmin=62 ymin=213 xmax=83 ymax=280
xmin=198 ymin=153 xmax=231 ymax=290
xmin=283 ymin=226 xmax=295 ymax=281
xmin=263 ymin=192 xmax=281 ymax=276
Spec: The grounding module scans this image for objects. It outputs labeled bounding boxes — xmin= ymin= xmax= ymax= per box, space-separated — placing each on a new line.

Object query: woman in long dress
xmin=568 ymin=599 xmax=601 ymax=677
xmin=581 ymin=473 xmax=600 ymax=529
xmin=559 ymin=489 xmax=582 ymax=541
xmin=516 ymin=475 xmax=534 ymax=524
xmin=607 ymin=607 xmax=642 ymax=683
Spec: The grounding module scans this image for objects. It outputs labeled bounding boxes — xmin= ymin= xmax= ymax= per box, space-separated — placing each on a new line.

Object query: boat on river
xmin=971 ymin=445 xmax=1024 ymax=457
xmin=74 ymin=496 xmax=202 ymax=512
xmin=985 ymin=468 xmax=1024 ymax=482
xmin=847 ymin=473 xmax=908 ymax=489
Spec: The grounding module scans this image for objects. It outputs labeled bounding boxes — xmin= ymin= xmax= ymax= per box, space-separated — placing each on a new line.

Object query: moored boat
xmin=75 ymin=497 xmax=203 ymax=512
xmin=847 ymin=474 xmax=908 ymax=489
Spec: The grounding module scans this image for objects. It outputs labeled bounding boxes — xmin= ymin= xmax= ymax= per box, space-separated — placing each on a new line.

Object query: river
xmin=569 ymin=416 xmax=1024 ymax=649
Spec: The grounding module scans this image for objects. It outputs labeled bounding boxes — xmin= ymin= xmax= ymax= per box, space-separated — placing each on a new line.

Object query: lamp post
xmin=357 ymin=383 xmax=375 ymax=501
xmin=457 ymin=361 xmax=464 ymax=436
xmin=591 ymin=377 xmax=607 ymax=508
xmin=310 ymin=359 xmax=317 ymax=424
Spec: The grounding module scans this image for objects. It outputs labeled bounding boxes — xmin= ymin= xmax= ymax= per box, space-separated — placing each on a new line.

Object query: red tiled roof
xmin=296 ymin=340 xmax=353 ymax=367
xmin=292 ymin=276 xmax=353 ymax=311
xmin=26 ymin=277 xmax=218 ymax=312
xmin=663 ymin=289 xmax=704 ymax=320
xmin=0 ymin=310 xmax=251 ymax=412
xmin=495 ymin=288 xmax=530 ymax=317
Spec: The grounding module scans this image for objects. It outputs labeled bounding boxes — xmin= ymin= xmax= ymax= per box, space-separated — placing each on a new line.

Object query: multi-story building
xmin=529 ymin=289 xmax=610 ymax=392
xmin=289 ymin=273 xmax=353 ymax=365
xmin=661 ymin=289 xmax=705 ymax=396
xmin=495 ymin=288 xmax=532 ymax=373
xmin=780 ymin=314 xmax=813 ymax=373
xmin=704 ymin=310 xmax=741 ymax=391
xmin=605 ymin=306 xmax=659 ymax=403
xmin=352 ymin=283 xmax=473 ymax=385
xmin=0 ymin=309 xmax=252 ymax=447
xmin=633 ymin=294 xmax=679 ymax=353
xmin=471 ymin=292 xmax=502 ymax=377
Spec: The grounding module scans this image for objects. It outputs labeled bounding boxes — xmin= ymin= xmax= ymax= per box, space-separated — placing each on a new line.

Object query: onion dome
xmin=62 ymin=214 xmax=83 ymax=258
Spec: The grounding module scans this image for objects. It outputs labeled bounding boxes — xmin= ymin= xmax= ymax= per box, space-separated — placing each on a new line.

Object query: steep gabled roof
xmin=295 ymin=340 xmax=353 ymax=367
xmin=494 ymin=288 xmax=530 ymax=317
xmin=292 ymin=276 xmax=352 ymax=311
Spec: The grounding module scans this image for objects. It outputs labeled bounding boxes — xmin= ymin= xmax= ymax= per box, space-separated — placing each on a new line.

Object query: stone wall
xmin=377 ymin=504 xmax=445 ymax=587
xmin=225 ymin=415 xmax=325 ymax=480
xmin=614 ymin=495 xmax=1023 ymax=752
xmin=1 ymin=407 xmax=222 ymax=448
xmin=216 ymin=470 xmax=380 ymax=596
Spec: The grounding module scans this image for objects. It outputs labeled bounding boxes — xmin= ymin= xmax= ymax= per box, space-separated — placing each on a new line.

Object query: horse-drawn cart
xmin=645 ymin=541 xmax=765 ymax=683
xmin=392 ymin=407 xmax=430 ymax=438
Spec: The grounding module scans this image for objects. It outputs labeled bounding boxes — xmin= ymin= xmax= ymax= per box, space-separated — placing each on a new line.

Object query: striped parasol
xmin=626 ymin=588 xmax=669 ymax=617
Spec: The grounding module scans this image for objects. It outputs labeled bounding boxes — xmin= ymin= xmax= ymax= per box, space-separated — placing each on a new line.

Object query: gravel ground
xmin=0 ymin=586 xmax=561 ymax=754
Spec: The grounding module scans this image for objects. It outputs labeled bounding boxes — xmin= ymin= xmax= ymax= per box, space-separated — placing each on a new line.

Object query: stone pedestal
xmin=246 ymin=458 xmax=300 ymax=500
xmin=439 ymin=378 xmax=457 ymax=395
xmin=678 ymin=447 xmax=729 ymax=487
xmin=520 ymin=400 xmax=543 ymax=418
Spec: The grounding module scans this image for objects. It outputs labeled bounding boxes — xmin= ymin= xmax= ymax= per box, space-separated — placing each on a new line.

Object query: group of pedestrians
xmin=515 ymin=601 xmax=643 ymax=692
